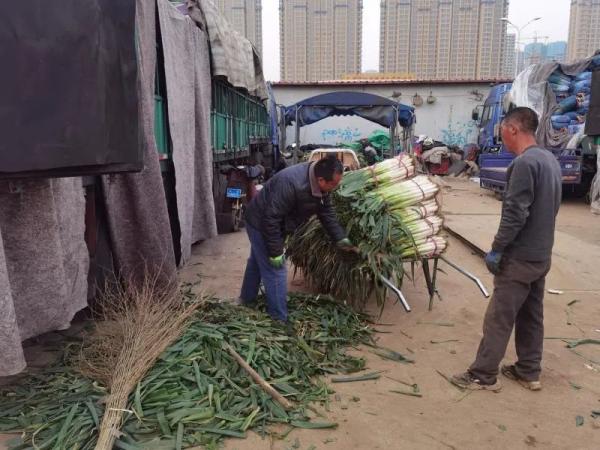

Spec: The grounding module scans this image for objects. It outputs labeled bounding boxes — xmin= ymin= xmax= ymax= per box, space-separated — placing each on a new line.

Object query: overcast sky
xmin=261 ymin=0 xmax=572 ymax=81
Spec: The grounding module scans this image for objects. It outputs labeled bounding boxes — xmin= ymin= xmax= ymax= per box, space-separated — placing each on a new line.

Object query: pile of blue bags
xmin=549 ymin=55 xmax=599 ymax=132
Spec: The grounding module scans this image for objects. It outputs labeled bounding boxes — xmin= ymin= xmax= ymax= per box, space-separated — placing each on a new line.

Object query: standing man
xmin=452 ymin=107 xmax=562 ymax=391
xmin=240 ymin=156 xmax=353 ymax=327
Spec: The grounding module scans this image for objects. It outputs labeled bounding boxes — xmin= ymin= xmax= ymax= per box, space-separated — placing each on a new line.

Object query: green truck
xmin=155 ymin=1 xmax=272 ymax=240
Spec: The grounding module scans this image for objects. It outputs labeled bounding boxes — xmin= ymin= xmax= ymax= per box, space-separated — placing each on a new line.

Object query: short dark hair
xmin=502 ymin=107 xmax=539 ymax=135
xmin=314 ymin=156 xmax=344 ymax=181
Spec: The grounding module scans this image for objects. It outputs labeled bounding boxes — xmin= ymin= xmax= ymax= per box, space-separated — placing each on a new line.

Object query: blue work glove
xmin=269 ymin=254 xmax=285 ymax=269
xmin=336 ymin=238 xmax=357 ymax=252
xmin=485 ymin=251 xmax=503 ymax=275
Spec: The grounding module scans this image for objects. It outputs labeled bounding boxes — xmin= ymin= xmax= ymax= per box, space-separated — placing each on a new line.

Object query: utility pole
xmin=501 ymin=17 xmax=542 ymax=78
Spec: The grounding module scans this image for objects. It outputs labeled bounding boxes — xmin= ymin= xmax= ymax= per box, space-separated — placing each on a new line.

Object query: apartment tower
xmin=379 ymin=0 xmax=509 ymax=80
xmin=502 ymin=33 xmax=516 ymax=78
xmin=214 ymin=0 xmax=263 ymax=55
xmin=280 ymin=0 xmax=363 ymax=81
xmin=567 ymin=0 xmax=600 ymax=61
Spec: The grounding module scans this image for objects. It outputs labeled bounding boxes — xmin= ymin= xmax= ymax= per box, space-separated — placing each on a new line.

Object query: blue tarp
xmin=283 ymin=91 xmax=415 ymax=129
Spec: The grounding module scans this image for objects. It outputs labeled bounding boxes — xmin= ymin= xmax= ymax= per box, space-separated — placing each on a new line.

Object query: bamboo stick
xmin=224 ymin=343 xmax=293 ymax=410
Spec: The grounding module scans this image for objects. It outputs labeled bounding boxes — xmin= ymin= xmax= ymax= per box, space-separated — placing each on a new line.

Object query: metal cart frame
xmin=381 ymin=256 xmax=490 ymax=313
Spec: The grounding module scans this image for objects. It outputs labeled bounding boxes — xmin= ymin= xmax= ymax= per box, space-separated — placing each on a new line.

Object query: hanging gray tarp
xmin=0 ymin=0 xmax=140 ymax=179
xmin=186 ymin=0 xmax=267 ymax=99
xmin=157 ymin=0 xmax=217 ymax=265
xmin=0 ymin=178 xmax=89 ymax=376
xmin=283 ymin=91 xmax=415 ymax=129
xmin=0 ymin=0 xmax=179 ymax=376
xmin=100 ymin=0 xmax=177 ymax=281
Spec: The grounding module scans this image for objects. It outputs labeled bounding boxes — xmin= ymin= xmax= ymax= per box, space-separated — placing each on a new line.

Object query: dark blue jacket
xmin=244 ymin=162 xmax=346 ymax=257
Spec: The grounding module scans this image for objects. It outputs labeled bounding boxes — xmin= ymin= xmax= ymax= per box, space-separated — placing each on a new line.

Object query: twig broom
xmin=78 ymin=272 xmax=205 ymax=450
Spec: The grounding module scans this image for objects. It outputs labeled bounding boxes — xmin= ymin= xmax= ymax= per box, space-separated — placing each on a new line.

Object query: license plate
xmin=226 ymin=187 xmax=242 ymax=199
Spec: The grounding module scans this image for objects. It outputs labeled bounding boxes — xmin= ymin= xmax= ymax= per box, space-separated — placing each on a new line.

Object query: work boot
xmin=450 ymin=371 xmax=502 ymax=392
xmin=501 ymin=364 xmax=542 ymax=391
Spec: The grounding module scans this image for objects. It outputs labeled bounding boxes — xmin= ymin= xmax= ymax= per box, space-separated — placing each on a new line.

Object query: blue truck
xmin=475 ymin=83 xmax=584 ymax=194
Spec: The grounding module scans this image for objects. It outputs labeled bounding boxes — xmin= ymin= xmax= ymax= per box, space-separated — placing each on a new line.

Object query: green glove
xmin=269 ymin=254 xmax=285 ymax=269
xmin=336 ymin=238 xmax=356 ymax=251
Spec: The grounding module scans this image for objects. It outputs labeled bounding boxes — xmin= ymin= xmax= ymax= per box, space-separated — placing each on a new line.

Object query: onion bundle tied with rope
xmin=287 ymin=154 xmax=447 ymax=309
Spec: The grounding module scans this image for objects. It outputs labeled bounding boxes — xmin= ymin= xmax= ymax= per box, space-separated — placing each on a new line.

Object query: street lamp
xmin=501 ymin=17 xmax=542 ymax=78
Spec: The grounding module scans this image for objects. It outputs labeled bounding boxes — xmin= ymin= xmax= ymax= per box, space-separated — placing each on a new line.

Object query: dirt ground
xmin=2 ymin=180 xmax=599 ymax=449
xmin=175 ymin=179 xmax=600 ymax=450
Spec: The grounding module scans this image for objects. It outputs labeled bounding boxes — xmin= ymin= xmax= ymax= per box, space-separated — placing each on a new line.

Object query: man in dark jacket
xmin=452 ymin=107 xmax=562 ymax=392
xmin=240 ymin=157 xmax=353 ymax=324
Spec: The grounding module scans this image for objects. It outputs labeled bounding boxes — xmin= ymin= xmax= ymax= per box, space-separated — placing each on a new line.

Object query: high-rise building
xmin=378 ymin=0 xmax=412 ymax=75
xmin=477 ymin=0 xmax=508 ymax=78
xmin=503 ymin=33 xmax=516 ymax=78
xmin=547 ymin=41 xmax=568 ymax=62
xmin=523 ymin=41 xmax=567 ymax=67
xmin=379 ymin=0 xmax=509 ymax=80
xmin=567 ymin=0 xmax=600 ymax=61
xmin=524 ymin=42 xmax=547 ymax=67
xmin=280 ymin=0 xmax=363 ymax=81
xmin=214 ymin=0 xmax=263 ymax=55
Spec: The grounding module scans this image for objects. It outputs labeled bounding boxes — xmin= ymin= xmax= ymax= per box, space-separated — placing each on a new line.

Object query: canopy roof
xmin=283 ymin=91 xmax=415 ymax=129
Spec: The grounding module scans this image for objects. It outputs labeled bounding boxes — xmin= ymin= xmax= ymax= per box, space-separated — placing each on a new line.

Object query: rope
xmin=424 ymin=217 xmax=435 ymax=234
xmin=396 ymin=155 xmax=410 ymax=174
xmin=411 ymin=178 xmax=426 ymax=199
xmin=432 ymin=237 xmax=439 ymax=257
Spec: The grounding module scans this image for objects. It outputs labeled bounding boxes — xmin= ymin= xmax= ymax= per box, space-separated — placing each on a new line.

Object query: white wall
xmin=272 ymin=82 xmax=495 ymax=148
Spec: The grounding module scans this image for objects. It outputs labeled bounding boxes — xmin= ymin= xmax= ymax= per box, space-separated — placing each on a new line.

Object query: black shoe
xmin=450 ymin=371 xmax=502 ymax=392
xmin=501 ymin=364 xmax=542 ymax=391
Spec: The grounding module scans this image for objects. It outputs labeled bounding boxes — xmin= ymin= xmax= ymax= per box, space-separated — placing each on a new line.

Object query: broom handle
xmin=224 ymin=343 xmax=293 ymax=410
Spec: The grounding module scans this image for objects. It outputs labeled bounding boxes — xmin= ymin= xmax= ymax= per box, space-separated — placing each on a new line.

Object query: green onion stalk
xmin=399 ymin=216 xmax=443 ymax=242
xmin=287 ymin=155 xmax=447 ymax=310
xmin=389 ymin=199 xmax=439 ymax=222
xmin=400 ymin=236 xmax=447 ymax=259
xmin=338 ymin=154 xmax=415 ymax=197
xmin=367 ymin=175 xmax=439 ymax=210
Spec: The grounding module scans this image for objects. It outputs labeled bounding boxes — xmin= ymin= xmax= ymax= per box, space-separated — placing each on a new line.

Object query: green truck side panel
xmin=154 ymin=94 xmax=169 ymax=156
xmin=210 ymin=80 xmax=270 ymax=156
xmin=153 ymin=76 xmax=270 ymax=162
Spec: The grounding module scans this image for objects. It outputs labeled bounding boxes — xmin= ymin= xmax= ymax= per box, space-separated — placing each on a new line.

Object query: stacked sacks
xmin=287 ymin=154 xmax=446 ymax=307
xmin=550 ymin=68 xmax=591 ymax=131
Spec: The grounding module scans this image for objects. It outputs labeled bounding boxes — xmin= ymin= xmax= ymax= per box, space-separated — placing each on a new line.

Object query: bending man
xmin=240 ymin=156 xmax=353 ymax=326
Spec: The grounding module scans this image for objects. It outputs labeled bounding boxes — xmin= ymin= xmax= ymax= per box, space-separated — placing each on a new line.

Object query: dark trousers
xmin=469 ymin=257 xmax=551 ymax=384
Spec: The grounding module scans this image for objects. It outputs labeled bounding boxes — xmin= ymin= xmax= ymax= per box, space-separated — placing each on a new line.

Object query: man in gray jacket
xmin=452 ymin=107 xmax=562 ymax=392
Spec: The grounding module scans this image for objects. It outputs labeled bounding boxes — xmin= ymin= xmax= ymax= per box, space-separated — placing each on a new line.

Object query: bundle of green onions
xmin=368 ymin=175 xmax=439 ymax=209
xmin=338 ymin=154 xmax=415 ymax=196
xmin=288 ymin=154 xmax=447 ymax=308
xmin=389 ymin=199 xmax=439 ymax=223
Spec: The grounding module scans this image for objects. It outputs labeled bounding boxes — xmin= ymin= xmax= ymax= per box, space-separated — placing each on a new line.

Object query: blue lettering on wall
xmin=320 ymin=127 xmax=362 ymax=142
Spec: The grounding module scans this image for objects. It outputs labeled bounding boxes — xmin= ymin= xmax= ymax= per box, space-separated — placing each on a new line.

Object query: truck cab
xmin=475 ymin=83 xmax=582 ymax=193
